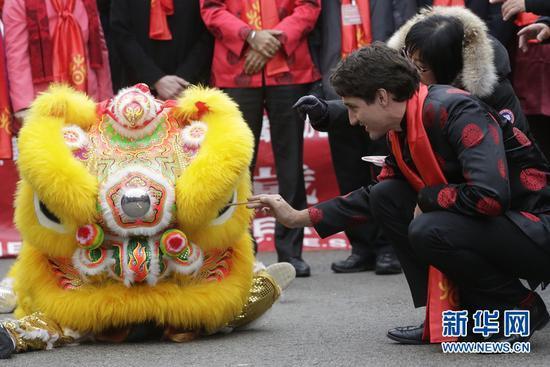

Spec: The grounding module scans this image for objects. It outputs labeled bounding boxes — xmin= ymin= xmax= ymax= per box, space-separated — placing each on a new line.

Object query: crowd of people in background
xmin=0 ymin=0 xmax=549 ymax=279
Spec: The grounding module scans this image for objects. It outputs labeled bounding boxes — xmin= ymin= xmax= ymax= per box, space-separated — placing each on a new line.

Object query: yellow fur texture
xmin=12 ymin=85 xmax=255 ymax=333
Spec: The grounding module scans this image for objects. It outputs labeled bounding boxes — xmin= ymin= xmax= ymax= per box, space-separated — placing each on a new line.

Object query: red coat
xmin=200 ymin=0 xmax=321 ymax=88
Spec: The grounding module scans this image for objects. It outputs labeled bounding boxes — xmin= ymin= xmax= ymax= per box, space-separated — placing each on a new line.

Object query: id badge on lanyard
xmin=341 ymin=0 xmax=362 ymax=26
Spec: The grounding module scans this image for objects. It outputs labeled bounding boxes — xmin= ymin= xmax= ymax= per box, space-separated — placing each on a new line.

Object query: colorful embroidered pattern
xmin=195 ymin=248 xmax=233 ymax=282
xmin=48 ymin=258 xmax=83 ymax=290
xmin=126 ymin=238 xmax=152 ymax=283
xmin=51 ymin=245 xmax=231 ymax=288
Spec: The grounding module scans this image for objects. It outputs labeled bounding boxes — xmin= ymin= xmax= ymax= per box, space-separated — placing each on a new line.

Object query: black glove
xmin=292 ymin=95 xmax=329 ymax=129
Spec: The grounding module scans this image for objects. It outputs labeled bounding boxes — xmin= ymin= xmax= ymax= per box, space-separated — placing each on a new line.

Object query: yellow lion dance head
xmin=10 ymin=84 xmax=256 ymax=334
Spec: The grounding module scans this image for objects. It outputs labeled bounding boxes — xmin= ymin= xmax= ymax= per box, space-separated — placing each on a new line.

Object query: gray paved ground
xmin=0 ymin=250 xmax=549 ymax=366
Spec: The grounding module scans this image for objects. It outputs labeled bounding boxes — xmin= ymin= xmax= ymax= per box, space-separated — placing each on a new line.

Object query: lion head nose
xmin=120 ymin=188 xmax=151 ymax=218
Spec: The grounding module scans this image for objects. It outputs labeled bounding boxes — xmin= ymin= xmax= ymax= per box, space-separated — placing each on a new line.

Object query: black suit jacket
xmin=110 ymin=0 xmax=214 ymax=88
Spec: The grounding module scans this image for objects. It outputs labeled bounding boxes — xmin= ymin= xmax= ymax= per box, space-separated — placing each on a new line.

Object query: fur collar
xmin=387 ymin=6 xmax=497 ymax=98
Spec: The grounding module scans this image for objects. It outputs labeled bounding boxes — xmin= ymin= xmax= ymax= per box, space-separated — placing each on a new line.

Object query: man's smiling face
xmin=343 ymin=96 xmax=393 ymax=140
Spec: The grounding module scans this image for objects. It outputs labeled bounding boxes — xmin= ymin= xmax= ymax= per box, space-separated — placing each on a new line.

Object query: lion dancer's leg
xmin=226 ymin=262 xmax=295 ymax=330
xmin=164 ymin=263 xmax=295 ymax=341
xmin=0 ymin=312 xmax=84 ymax=359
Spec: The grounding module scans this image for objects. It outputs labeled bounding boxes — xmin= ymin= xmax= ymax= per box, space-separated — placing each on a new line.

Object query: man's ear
xmin=376 ymin=89 xmax=389 ymax=107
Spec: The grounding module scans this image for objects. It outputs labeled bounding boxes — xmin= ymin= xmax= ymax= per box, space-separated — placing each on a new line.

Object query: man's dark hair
xmin=330 ymin=42 xmax=420 ymax=103
xmin=404 ymin=15 xmax=464 ymax=85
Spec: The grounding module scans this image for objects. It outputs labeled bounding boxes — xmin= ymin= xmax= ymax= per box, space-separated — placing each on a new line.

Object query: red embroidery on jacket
xmin=520 ymin=168 xmax=547 ymax=191
xmin=476 ymin=197 xmax=502 ymax=216
xmin=521 ymin=211 xmax=541 ymax=222
xmin=513 ymin=127 xmax=532 ymax=148
xmin=437 ymin=187 xmax=457 ymax=208
xmin=461 ymin=123 xmax=484 ymax=148
xmin=308 ymin=207 xmax=323 ymax=225
xmin=498 ymin=159 xmax=507 ymax=179
xmin=488 ymin=123 xmax=500 ymax=144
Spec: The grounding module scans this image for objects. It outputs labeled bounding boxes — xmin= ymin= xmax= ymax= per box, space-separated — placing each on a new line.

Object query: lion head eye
xmin=211 ymin=190 xmax=237 ymax=226
xmin=33 ymin=193 xmax=67 ymax=233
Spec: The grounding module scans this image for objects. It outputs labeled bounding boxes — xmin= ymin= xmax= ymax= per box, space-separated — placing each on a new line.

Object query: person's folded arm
xmin=199 ymin=0 xmax=253 ymax=57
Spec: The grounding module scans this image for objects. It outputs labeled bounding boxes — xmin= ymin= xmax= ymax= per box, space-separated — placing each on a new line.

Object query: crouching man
xmin=248 ymin=43 xmax=550 ymax=345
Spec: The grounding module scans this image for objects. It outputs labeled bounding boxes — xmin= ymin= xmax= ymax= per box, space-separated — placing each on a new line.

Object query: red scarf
xmin=0 ymin=35 xmax=12 ymax=159
xmin=242 ymin=0 xmax=290 ymax=77
xmin=51 ymin=0 xmax=87 ymax=91
xmin=515 ymin=12 xmax=539 ymax=27
xmin=149 ymin=0 xmax=174 ymax=40
xmin=340 ymin=0 xmax=372 ymax=58
xmin=25 ymin=0 xmax=102 ymax=86
xmin=388 ymin=85 xmax=447 ymax=190
xmin=388 ymin=84 xmax=459 ymax=343
xmin=433 ymin=0 xmax=465 ymax=6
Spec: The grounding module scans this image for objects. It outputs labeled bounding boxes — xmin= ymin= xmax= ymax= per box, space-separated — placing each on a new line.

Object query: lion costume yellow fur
xmin=0 ymin=84 xmax=281 ymax=357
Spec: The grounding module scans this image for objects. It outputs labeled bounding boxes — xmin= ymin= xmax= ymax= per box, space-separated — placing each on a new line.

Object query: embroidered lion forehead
xmin=15 ymin=83 xmax=254 ymax=265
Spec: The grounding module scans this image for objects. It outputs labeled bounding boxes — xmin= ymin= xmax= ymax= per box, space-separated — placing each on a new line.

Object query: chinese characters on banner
xmin=253 ymin=117 xmax=351 ymax=252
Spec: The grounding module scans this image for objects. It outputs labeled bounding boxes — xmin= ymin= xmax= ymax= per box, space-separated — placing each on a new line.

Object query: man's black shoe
xmin=387 ymin=323 xmax=429 ymax=344
xmin=0 ymin=325 xmax=14 ymax=359
xmin=491 ymin=292 xmax=549 ymax=344
xmin=331 ymin=254 xmax=375 ymax=273
xmin=375 ymin=251 xmax=402 ymax=275
xmin=286 ymin=257 xmax=311 ymax=277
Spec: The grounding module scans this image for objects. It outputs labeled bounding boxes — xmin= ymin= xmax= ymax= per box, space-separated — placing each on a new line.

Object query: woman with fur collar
xmin=294 ymin=6 xmax=531 ymax=140
xmin=387 ymin=6 xmax=531 ymax=135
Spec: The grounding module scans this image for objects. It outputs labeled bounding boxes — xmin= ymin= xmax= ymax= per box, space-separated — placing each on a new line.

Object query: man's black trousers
xmin=369 ymin=179 xmax=550 ymax=310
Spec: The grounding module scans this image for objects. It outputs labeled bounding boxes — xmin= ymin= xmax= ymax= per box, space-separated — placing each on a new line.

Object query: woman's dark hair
xmin=330 ymin=42 xmax=419 ymax=103
xmin=404 ymin=15 xmax=464 ymax=85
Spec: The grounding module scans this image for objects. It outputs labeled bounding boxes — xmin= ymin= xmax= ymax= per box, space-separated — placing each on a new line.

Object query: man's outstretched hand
xmin=247 ymin=194 xmax=312 ymax=228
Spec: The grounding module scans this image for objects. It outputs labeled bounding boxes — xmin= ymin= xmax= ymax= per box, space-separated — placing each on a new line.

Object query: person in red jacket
xmin=200 ymin=0 xmax=321 ymax=277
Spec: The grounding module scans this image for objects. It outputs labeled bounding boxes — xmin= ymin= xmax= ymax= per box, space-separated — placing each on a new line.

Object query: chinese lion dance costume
xmin=0 ymin=84 xmax=285 ymax=358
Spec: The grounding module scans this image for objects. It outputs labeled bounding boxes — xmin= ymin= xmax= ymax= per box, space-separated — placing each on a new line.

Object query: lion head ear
xmin=17 ymin=84 xmax=99 ymax=226
xmin=172 ymin=86 xmax=254 ymax=232
xmin=28 ymin=84 xmax=97 ymax=128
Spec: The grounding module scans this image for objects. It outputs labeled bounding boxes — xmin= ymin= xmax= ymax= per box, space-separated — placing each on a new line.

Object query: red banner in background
xmin=253 ymin=117 xmax=351 ymax=252
xmin=0 ymin=158 xmax=20 ymax=258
